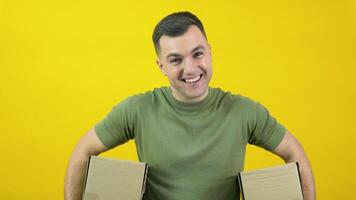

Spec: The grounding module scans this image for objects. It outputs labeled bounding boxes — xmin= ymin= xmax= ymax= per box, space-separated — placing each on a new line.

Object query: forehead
xmin=158 ymin=26 xmax=208 ymax=57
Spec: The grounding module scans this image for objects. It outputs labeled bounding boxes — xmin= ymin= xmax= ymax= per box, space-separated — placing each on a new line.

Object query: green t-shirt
xmin=95 ymin=87 xmax=286 ymax=200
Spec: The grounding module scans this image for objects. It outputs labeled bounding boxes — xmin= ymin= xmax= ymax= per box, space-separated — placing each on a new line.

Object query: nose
xmin=182 ymin=57 xmax=199 ymax=74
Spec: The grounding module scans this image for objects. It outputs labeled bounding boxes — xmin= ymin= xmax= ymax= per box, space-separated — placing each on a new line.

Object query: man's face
xmin=156 ymin=25 xmax=213 ymax=103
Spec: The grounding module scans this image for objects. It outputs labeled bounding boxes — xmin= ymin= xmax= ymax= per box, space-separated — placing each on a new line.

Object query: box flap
xmin=238 ymin=162 xmax=303 ymax=200
xmin=82 ymin=156 xmax=148 ymax=200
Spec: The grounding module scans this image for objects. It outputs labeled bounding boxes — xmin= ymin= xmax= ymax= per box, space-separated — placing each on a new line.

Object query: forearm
xmin=64 ymin=147 xmax=90 ymax=200
xmin=273 ymin=131 xmax=316 ymax=200
xmin=64 ymin=128 xmax=108 ymax=200
xmin=286 ymin=151 xmax=316 ymax=200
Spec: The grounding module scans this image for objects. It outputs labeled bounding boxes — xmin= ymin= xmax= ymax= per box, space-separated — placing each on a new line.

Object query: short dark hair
xmin=152 ymin=11 xmax=207 ymax=55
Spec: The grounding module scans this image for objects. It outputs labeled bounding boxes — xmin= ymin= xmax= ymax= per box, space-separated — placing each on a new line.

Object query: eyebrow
xmin=166 ymin=45 xmax=206 ymax=61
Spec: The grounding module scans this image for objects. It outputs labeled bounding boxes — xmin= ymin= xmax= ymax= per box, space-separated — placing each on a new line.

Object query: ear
xmin=156 ymin=58 xmax=166 ymax=76
xmin=208 ymin=43 xmax=212 ymax=61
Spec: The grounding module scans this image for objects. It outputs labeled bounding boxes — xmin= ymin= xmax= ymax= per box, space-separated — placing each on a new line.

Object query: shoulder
xmin=211 ymin=87 xmax=259 ymax=111
xmin=120 ymin=86 xmax=168 ymax=108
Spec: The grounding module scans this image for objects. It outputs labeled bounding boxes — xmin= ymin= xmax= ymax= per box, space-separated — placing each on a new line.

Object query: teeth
xmin=185 ymin=75 xmax=201 ymax=83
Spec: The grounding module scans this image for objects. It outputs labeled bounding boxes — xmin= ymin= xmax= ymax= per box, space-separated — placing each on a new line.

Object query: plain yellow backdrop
xmin=1 ymin=0 xmax=355 ymax=199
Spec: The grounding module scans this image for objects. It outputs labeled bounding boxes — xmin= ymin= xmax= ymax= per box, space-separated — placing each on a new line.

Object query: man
xmin=64 ymin=11 xmax=316 ymax=200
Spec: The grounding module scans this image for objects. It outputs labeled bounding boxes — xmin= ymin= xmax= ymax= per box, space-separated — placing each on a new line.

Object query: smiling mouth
xmin=182 ymin=74 xmax=203 ymax=83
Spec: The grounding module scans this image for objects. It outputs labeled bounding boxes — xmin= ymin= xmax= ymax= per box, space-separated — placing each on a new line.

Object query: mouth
xmin=181 ymin=74 xmax=203 ymax=84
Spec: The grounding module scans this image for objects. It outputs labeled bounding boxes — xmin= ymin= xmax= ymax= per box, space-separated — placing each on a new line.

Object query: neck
xmin=171 ymin=87 xmax=209 ymax=103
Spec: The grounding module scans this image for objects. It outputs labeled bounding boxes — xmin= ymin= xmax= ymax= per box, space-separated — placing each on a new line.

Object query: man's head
xmin=152 ymin=12 xmax=207 ymax=55
xmin=153 ymin=11 xmax=213 ymax=103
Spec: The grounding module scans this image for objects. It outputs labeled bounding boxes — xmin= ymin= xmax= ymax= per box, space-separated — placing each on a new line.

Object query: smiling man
xmin=156 ymin=25 xmax=212 ymax=103
xmin=65 ymin=12 xmax=316 ymax=200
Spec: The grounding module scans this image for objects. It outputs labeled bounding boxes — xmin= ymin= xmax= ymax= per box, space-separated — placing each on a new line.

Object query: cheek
xmin=200 ymin=57 xmax=212 ymax=69
xmin=168 ymin=68 xmax=182 ymax=79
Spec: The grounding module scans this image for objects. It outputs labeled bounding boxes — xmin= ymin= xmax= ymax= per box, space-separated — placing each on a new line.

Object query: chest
xmin=134 ymin=107 xmax=248 ymax=175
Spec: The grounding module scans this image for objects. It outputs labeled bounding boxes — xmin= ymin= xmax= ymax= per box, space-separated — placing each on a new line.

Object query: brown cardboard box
xmin=238 ymin=162 xmax=303 ymax=200
xmin=82 ymin=156 xmax=148 ymax=200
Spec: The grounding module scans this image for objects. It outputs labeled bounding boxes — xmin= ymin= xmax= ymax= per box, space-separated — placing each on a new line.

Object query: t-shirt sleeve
xmin=247 ymin=100 xmax=286 ymax=151
xmin=94 ymin=98 xmax=136 ymax=149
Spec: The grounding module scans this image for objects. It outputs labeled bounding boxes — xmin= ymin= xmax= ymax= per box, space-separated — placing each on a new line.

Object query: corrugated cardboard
xmin=238 ymin=162 xmax=303 ymax=200
xmin=82 ymin=156 xmax=148 ymax=200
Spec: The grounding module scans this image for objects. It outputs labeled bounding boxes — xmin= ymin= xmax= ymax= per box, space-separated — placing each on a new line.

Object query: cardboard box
xmin=82 ymin=156 xmax=148 ymax=200
xmin=238 ymin=162 xmax=303 ymax=200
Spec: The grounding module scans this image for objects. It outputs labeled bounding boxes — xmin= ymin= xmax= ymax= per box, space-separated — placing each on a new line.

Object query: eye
xmin=169 ymin=57 xmax=182 ymax=65
xmin=193 ymin=51 xmax=204 ymax=59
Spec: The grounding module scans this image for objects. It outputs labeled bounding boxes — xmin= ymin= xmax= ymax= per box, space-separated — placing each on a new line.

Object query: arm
xmin=272 ymin=130 xmax=316 ymax=200
xmin=64 ymin=127 xmax=109 ymax=200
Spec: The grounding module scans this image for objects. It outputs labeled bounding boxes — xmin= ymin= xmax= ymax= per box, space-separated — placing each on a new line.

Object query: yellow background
xmin=1 ymin=0 xmax=355 ymax=199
